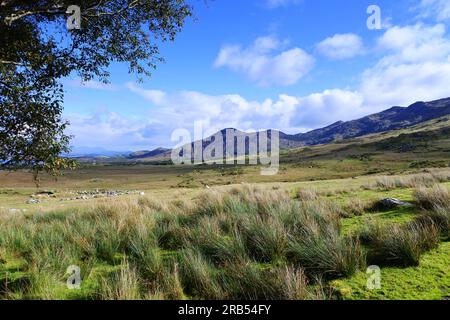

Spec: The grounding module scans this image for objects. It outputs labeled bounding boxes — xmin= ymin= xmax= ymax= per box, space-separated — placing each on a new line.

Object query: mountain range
xmin=71 ymin=97 xmax=450 ymax=161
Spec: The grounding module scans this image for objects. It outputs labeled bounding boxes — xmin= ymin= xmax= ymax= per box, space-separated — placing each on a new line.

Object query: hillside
xmin=134 ymin=97 xmax=450 ymax=161
xmin=71 ymin=97 xmax=450 ymax=162
xmin=290 ymin=97 xmax=450 ymax=145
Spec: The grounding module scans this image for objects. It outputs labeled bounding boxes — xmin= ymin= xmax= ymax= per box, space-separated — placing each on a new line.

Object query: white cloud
xmin=362 ymin=23 xmax=450 ymax=108
xmin=67 ymin=83 xmax=371 ymax=151
xmin=377 ymin=23 xmax=450 ymax=63
xmin=67 ymin=22 xmax=450 ymax=151
xmin=265 ymin=0 xmax=301 ymax=9
xmin=67 ymin=111 xmax=151 ymax=151
xmin=214 ymin=36 xmax=315 ymax=87
xmin=317 ymin=33 xmax=365 ymax=60
xmin=66 ymin=78 xmax=118 ymax=91
xmin=293 ymin=90 xmax=365 ymax=127
xmin=419 ymin=0 xmax=450 ymax=21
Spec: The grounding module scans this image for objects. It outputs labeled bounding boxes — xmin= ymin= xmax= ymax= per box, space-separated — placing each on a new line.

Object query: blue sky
xmin=63 ymin=0 xmax=450 ymax=151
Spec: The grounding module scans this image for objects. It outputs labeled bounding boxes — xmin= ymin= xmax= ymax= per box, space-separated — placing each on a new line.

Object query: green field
xmin=1 ymin=122 xmax=450 ymax=300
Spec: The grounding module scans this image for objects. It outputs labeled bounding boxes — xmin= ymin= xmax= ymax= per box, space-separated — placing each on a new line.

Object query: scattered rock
xmin=27 ymin=189 xmax=145 ymax=204
xmin=373 ymin=198 xmax=413 ymax=211
xmin=27 ymin=199 xmax=42 ymax=204
xmin=36 ymin=190 xmax=55 ymax=195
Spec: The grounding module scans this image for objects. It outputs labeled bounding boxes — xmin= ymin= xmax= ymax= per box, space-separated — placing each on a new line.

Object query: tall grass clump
xmin=414 ymin=185 xmax=450 ymax=210
xmin=186 ymin=217 xmax=248 ymax=265
xmin=288 ymin=230 xmax=363 ymax=279
xmin=296 ymin=189 xmax=318 ymax=201
xmin=285 ymin=202 xmax=363 ymax=279
xmin=218 ymin=261 xmax=325 ymax=300
xmin=361 ymin=218 xmax=440 ymax=267
xmin=369 ymin=169 xmax=450 ymax=191
xmin=99 ymin=260 xmax=142 ymax=300
xmin=178 ymin=249 xmax=224 ymax=299
xmin=241 ymin=215 xmax=288 ymax=262
xmin=340 ymin=198 xmax=375 ymax=217
xmin=0 ymin=185 xmax=376 ymax=300
xmin=414 ymin=185 xmax=450 ymax=238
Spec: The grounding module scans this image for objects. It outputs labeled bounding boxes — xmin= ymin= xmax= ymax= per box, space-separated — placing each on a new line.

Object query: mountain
xmin=172 ymin=97 xmax=450 ymax=158
xmin=68 ymin=147 xmax=130 ymax=158
xmin=72 ymin=97 xmax=450 ymax=161
xmin=290 ymin=97 xmax=450 ymax=146
xmin=128 ymin=148 xmax=171 ymax=159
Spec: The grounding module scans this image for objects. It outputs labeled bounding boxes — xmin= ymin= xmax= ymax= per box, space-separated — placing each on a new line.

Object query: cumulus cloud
xmin=68 ymin=83 xmax=371 ymax=151
xmin=317 ymin=33 xmax=365 ymax=60
xmin=376 ymin=23 xmax=450 ymax=63
xmin=67 ymin=111 xmax=151 ymax=151
xmin=67 ymin=22 xmax=450 ymax=151
xmin=419 ymin=0 xmax=450 ymax=21
xmin=214 ymin=36 xmax=315 ymax=87
xmin=361 ymin=23 xmax=450 ymax=108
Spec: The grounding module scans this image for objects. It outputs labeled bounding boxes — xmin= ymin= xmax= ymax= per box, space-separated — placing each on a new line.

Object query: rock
xmin=35 ymin=190 xmax=55 ymax=195
xmin=375 ymin=198 xmax=412 ymax=211
xmin=139 ymin=192 xmax=145 ymax=196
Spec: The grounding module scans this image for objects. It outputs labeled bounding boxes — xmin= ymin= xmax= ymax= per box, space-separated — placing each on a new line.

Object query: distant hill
xmin=68 ymin=147 xmax=130 ymax=158
xmin=289 ymin=97 xmax=450 ymax=146
xmin=128 ymin=148 xmax=171 ymax=159
xmin=72 ymin=97 xmax=450 ymax=161
xmin=172 ymin=97 xmax=450 ymax=158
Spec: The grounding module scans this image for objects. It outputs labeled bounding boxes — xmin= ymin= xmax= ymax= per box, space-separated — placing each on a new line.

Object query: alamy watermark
xmin=64 ymin=4 xmax=383 ymax=31
xmin=367 ymin=5 xmax=382 ymax=30
xmin=66 ymin=265 xmax=81 ymax=289
xmin=170 ymin=122 xmax=279 ymax=176
xmin=66 ymin=5 xmax=81 ymax=30
xmin=366 ymin=265 xmax=382 ymax=290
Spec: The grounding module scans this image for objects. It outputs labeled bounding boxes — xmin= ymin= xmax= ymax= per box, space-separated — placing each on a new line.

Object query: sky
xmin=62 ymin=0 xmax=450 ymax=152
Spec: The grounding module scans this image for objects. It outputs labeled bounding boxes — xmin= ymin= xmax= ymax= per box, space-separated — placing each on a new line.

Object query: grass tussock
xmin=366 ymin=170 xmax=450 ymax=191
xmin=414 ymin=185 xmax=450 ymax=239
xmin=361 ymin=218 xmax=441 ymax=267
xmin=296 ymin=189 xmax=318 ymax=201
xmin=340 ymin=198 xmax=376 ymax=217
xmin=0 ymin=185 xmax=359 ymax=300
xmin=0 ymin=182 xmax=447 ymax=300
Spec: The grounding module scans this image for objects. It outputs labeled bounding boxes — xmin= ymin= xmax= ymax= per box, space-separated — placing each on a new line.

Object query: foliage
xmin=0 ymin=0 xmax=193 ymax=177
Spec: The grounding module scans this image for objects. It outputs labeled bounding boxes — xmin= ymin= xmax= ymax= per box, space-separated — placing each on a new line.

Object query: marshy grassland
xmin=0 ymin=167 xmax=449 ymax=300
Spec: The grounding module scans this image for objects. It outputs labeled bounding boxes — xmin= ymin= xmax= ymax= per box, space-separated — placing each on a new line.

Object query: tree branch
xmin=0 ymin=59 xmax=25 ymax=66
xmin=4 ymin=7 xmax=66 ymax=25
xmin=83 ymin=0 xmax=140 ymax=17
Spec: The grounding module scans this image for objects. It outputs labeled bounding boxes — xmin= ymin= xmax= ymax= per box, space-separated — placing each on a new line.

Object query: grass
xmin=0 ymin=185 xmax=361 ymax=299
xmin=414 ymin=185 xmax=450 ymax=239
xmin=361 ymin=218 xmax=441 ymax=267
xmin=331 ymin=242 xmax=450 ymax=300
xmin=0 ymin=179 xmax=448 ymax=300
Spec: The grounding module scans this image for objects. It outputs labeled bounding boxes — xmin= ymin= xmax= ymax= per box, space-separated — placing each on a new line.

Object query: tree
xmin=0 ymin=0 xmax=193 ymax=182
